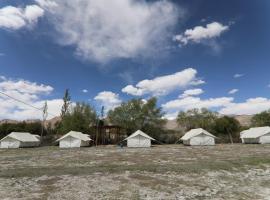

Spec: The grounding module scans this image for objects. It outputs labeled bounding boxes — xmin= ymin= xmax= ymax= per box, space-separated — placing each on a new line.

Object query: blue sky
xmin=0 ymin=0 xmax=270 ymax=120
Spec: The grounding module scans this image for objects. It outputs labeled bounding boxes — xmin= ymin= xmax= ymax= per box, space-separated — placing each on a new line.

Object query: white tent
xmin=56 ymin=131 xmax=92 ymax=148
xmin=0 ymin=132 xmax=40 ymax=148
xmin=181 ymin=128 xmax=216 ymax=146
xmin=124 ymin=130 xmax=155 ymax=148
xmin=240 ymin=126 xmax=270 ymax=144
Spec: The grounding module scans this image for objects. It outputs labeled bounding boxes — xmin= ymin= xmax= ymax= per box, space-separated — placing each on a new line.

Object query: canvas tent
xmin=0 ymin=132 xmax=40 ymax=148
xmin=181 ymin=128 xmax=216 ymax=146
xmin=56 ymin=131 xmax=92 ymax=148
xmin=124 ymin=130 xmax=155 ymax=148
xmin=240 ymin=126 xmax=270 ymax=144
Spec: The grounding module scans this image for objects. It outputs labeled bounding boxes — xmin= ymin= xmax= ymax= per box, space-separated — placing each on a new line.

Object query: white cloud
xmin=228 ymin=89 xmax=239 ymax=95
xmin=220 ymin=98 xmax=270 ymax=115
xmin=162 ymin=96 xmax=233 ymax=111
xmin=0 ymin=76 xmax=61 ymax=120
xmin=163 ymin=95 xmax=270 ymax=119
xmin=41 ymin=0 xmax=180 ymax=63
xmin=233 ymin=74 xmax=244 ymax=78
xmin=94 ymin=91 xmax=122 ymax=111
xmin=35 ymin=0 xmax=58 ymax=10
xmin=122 ymin=68 xmax=204 ymax=96
xmin=179 ymin=88 xmax=204 ymax=98
xmin=82 ymin=89 xmax=88 ymax=93
xmin=162 ymin=96 xmax=233 ymax=119
xmin=173 ymin=22 xmax=229 ymax=46
xmin=0 ymin=4 xmax=44 ymax=30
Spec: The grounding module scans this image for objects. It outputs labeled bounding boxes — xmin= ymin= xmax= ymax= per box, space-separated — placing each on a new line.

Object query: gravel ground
xmin=0 ymin=144 xmax=270 ymax=200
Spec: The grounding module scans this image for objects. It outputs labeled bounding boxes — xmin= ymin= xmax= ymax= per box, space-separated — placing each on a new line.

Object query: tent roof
xmin=0 ymin=132 xmax=40 ymax=142
xmin=56 ymin=131 xmax=92 ymax=142
xmin=240 ymin=126 xmax=270 ymax=139
xmin=124 ymin=130 xmax=155 ymax=141
xmin=181 ymin=128 xmax=216 ymax=140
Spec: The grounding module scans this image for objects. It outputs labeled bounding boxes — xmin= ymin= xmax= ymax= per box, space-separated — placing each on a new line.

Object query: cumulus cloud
xmin=233 ymin=74 xmax=244 ymax=78
xmin=35 ymin=0 xmax=58 ymax=10
xmin=162 ymin=96 xmax=233 ymax=119
xmin=0 ymin=76 xmax=61 ymax=120
xmin=122 ymin=68 xmax=204 ymax=96
xmin=40 ymin=0 xmax=180 ymax=63
xmin=0 ymin=4 xmax=44 ymax=30
xmin=228 ymin=89 xmax=239 ymax=95
xmin=220 ymin=98 xmax=270 ymax=115
xmin=173 ymin=22 xmax=229 ymax=46
xmin=179 ymin=88 xmax=204 ymax=98
xmin=82 ymin=89 xmax=88 ymax=93
xmin=94 ymin=91 xmax=122 ymax=111
xmin=162 ymin=96 xmax=233 ymax=111
xmin=163 ymin=95 xmax=270 ymax=119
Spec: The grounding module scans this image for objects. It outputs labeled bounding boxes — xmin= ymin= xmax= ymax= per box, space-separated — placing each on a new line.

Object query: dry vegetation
xmin=0 ymin=144 xmax=270 ymax=199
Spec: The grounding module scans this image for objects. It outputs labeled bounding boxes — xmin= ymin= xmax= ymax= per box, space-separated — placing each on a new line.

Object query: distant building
xmin=240 ymin=127 xmax=270 ymax=144
xmin=181 ymin=128 xmax=216 ymax=146
xmin=0 ymin=132 xmax=40 ymax=148
xmin=125 ymin=130 xmax=155 ymax=148
xmin=56 ymin=131 xmax=92 ymax=148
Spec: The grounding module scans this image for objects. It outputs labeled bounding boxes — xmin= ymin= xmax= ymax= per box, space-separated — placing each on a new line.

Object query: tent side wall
xmin=242 ymin=138 xmax=260 ymax=144
xmin=127 ymin=135 xmax=151 ymax=148
xmin=20 ymin=141 xmax=40 ymax=148
xmin=80 ymin=140 xmax=90 ymax=147
xmin=189 ymin=135 xmax=215 ymax=146
xmin=259 ymin=133 xmax=270 ymax=144
xmin=59 ymin=136 xmax=82 ymax=148
xmin=183 ymin=139 xmax=191 ymax=145
xmin=0 ymin=137 xmax=20 ymax=148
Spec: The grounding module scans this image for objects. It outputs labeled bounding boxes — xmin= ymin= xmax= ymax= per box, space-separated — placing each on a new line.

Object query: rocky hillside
xmin=164 ymin=115 xmax=253 ymax=131
xmin=0 ymin=117 xmax=61 ymax=128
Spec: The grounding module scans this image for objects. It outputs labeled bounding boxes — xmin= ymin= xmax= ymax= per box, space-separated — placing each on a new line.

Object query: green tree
xmin=177 ymin=108 xmax=218 ymax=131
xmin=107 ymin=97 xmax=166 ymax=137
xmin=61 ymin=89 xmax=71 ymax=118
xmin=58 ymin=102 xmax=97 ymax=134
xmin=0 ymin=122 xmax=43 ymax=139
xmin=251 ymin=110 xmax=270 ymax=127
xmin=214 ymin=116 xmax=241 ymax=143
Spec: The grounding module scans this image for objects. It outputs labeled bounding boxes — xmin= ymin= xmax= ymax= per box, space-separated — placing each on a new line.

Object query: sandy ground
xmin=0 ymin=144 xmax=270 ymax=200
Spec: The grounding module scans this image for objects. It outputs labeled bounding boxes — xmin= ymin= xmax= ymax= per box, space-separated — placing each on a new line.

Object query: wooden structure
xmin=92 ymin=125 xmax=125 ymax=145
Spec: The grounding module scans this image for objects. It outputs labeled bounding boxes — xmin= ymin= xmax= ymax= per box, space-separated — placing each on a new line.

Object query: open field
xmin=0 ymin=144 xmax=270 ymax=200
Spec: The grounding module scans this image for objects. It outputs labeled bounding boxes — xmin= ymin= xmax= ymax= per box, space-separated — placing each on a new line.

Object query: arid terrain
xmin=0 ymin=144 xmax=270 ymax=200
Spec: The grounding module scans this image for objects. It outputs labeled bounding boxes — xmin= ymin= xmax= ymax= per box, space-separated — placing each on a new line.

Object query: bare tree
xmin=41 ymin=101 xmax=48 ymax=143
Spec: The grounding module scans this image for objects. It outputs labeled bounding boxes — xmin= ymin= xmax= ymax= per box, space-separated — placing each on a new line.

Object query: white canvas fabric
xmin=0 ymin=132 xmax=40 ymax=148
xmin=125 ymin=130 xmax=155 ymax=141
xmin=241 ymin=127 xmax=270 ymax=144
xmin=181 ymin=128 xmax=216 ymax=146
xmin=56 ymin=131 xmax=92 ymax=142
xmin=56 ymin=131 xmax=92 ymax=148
xmin=125 ymin=130 xmax=155 ymax=148
xmin=181 ymin=128 xmax=216 ymax=140
xmin=240 ymin=127 xmax=270 ymax=139
xmin=1 ymin=132 xmax=40 ymax=142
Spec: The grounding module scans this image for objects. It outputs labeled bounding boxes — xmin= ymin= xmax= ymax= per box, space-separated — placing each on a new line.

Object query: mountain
xmin=164 ymin=115 xmax=253 ymax=131
xmin=0 ymin=117 xmax=61 ymax=128
xmin=233 ymin=115 xmax=252 ymax=127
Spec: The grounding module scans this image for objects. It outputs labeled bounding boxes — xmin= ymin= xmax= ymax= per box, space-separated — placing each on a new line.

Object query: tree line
xmin=1 ymin=89 xmax=270 ymax=144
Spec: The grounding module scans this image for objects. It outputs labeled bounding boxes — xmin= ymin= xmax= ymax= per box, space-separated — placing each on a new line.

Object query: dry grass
xmin=0 ymin=144 xmax=270 ymax=199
